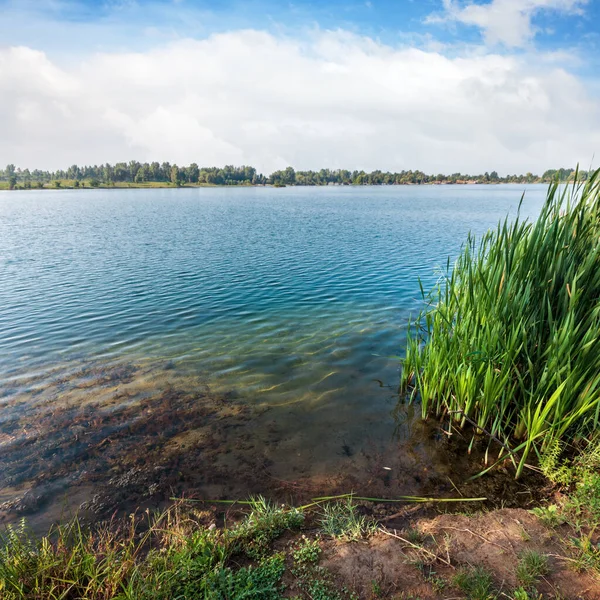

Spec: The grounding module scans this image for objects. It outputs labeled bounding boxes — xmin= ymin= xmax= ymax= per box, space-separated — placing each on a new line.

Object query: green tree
xmin=135 ymin=165 xmax=149 ymax=183
xmin=283 ymin=166 xmax=296 ymax=185
xmin=187 ymin=163 xmax=199 ymax=183
xmin=170 ymin=165 xmax=184 ymax=186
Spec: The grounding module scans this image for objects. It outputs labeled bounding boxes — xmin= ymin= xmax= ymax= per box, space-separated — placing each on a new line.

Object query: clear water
xmin=0 ymin=185 xmax=546 ymax=525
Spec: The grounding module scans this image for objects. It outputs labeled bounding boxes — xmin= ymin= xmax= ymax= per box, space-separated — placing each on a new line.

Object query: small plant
xmin=405 ymin=527 xmax=424 ymax=544
xmin=564 ymin=471 xmax=600 ymax=531
xmin=539 ymin=439 xmax=573 ymax=485
xmin=516 ymin=550 xmax=549 ymax=587
xmin=230 ymin=496 xmax=304 ymax=559
xmin=518 ymin=526 xmax=531 ymax=542
xmin=530 ymin=504 xmax=564 ymax=528
xmin=301 ymin=574 xmax=358 ymax=600
xmin=319 ymin=497 xmax=376 ymax=541
xmin=452 ymin=565 xmax=496 ymax=600
xmin=292 ymin=535 xmax=321 ymax=565
xmin=512 ymin=588 xmax=542 ymax=600
xmin=567 ymin=532 xmax=600 ymax=572
xmin=417 ymin=563 xmax=446 ymax=593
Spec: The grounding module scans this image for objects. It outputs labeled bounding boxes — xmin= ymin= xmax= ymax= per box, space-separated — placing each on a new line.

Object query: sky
xmin=1 ymin=0 xmax=599 ymax=175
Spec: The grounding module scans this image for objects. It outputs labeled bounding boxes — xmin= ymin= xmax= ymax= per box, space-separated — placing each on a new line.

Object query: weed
xmin=292 ymin=535 xmax=321 ymax=565
xmin=516 ymin=550 xmax=549 ymax=587
xmin=530 ymin=505 xmax=564 ymax=528
xmin=296 ymin=565 xmax=358 ymax=600
xmin=518 ymin=527 xmax=531 ymax=542
xmin=567 ymin=532 xmax=600 ymax=572
xmin=512 ymin=588 xmax=542 ymax=600
xmin=452 ymin=565 xmax=497 ymax=600
xmin=564 ymin=471 xmax=600 ymax=532
xmin=417 ymin=563 xmax=446 ymax=593
xmin=0 ymin=516 xmax=143 ymax=600
xmin=0 ymin=500 xmax=305 ymax=600
xmin=229 ymin=496 xmax=304 ymax=559
xmin=319 ymin=497 xmax=376 ymax=541
xmin=405 ymin=527 xmax=424 ymax=544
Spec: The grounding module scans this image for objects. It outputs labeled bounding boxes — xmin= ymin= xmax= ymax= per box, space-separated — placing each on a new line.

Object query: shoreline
xmin=0 ymin=181 xmax=548 ymax=191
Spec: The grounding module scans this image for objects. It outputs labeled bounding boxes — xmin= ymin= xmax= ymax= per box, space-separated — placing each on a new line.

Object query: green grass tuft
xmin=319 ymin=498 xmax=376 ymax=541
xmin=516 ymin=550 xmax=550 ymax=587
xmin=452 ymin=565 xmax=497 ymax=600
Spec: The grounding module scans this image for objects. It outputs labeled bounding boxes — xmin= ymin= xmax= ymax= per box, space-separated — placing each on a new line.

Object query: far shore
xmin=0 ymin=180 xmax=542 ymax=191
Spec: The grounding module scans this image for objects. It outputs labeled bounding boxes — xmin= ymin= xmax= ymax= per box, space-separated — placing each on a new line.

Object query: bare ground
xmin=291 ymin=506 xmax=600 ymax=599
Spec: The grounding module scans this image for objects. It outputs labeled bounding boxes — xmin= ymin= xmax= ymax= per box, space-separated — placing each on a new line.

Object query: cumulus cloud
xmin=429 ymin=0 xmax=588 ymax=48
xmin=1 ymin=29 xmax=599 ymax=175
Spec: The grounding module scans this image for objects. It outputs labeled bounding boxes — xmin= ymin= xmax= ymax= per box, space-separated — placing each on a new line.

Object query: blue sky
xmin=2 ymin=0 xmax=598 ymax=59
xmin=1 ymin=0 xmax=599 ymax=173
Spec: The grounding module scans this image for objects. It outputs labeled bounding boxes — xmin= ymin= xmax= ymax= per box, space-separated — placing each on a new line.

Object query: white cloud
xmin=429 ymin=0 xmax=588 ymax=48
xmin=0 ymin=29 xmax=599 ymax=175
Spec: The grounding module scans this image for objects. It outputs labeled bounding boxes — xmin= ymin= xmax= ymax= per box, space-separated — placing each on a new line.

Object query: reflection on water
xmin=0 ymin=185 xmax=546 ymax=529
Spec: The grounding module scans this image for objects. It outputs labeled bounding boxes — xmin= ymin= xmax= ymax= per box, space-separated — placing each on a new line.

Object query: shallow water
xmin=0 ymin=185 xmax=546 ymax=528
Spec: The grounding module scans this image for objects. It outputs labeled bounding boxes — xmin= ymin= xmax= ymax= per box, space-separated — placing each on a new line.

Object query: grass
xmin=318 ymin=497 xmax=376 ymax=541
xmin=452 ymin=565 xmax=496 ymax=599
xmin=516 ymin=550 xmax=549 ymax=587
xmin=0 ymin=497 xmax=375 ymax=600
xmin=400 ymin=169 xmax=600 ymax=478
xmin=0 ymin=499 xmax=301 ymax=600
xmin=3 ymin=492 xmax=599 ymax=599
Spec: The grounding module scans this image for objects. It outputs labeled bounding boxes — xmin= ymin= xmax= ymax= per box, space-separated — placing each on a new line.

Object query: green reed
xmin=400 ymin=169 xmax=600 ymax=477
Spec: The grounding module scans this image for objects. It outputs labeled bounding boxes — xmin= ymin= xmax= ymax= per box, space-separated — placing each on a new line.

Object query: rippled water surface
xmin=0 ymin=185 xmax=546 ymax=527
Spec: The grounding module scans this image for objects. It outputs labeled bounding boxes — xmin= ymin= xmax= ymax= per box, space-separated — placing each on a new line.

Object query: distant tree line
xmin=0 ymin=162 xmax=587 ymax=189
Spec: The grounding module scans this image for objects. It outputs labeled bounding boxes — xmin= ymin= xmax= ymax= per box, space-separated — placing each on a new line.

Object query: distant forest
xmin=0 ymin=162 xmax=586 ymax=189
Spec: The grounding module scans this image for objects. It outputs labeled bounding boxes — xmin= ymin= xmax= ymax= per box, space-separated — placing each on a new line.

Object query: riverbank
xmin=0 ymin=180 xmax=543 ymax=191
xmin=0 ymin=181 xmax=244 ymax=190
xmin=3 ymin=488 xmax=600 ymax=600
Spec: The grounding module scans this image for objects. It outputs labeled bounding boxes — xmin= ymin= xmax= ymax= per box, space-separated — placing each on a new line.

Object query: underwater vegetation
xmin=401 ymin=169 xmax=600 ymax=477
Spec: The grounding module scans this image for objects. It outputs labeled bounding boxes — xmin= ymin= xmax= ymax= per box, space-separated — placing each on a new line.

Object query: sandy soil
xmin=314 ymin=507 xmax=599 ymax=599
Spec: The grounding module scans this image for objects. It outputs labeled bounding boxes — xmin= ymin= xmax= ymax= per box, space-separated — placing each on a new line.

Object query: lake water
xmin=0 ymin=184 xmax=547 ymax=528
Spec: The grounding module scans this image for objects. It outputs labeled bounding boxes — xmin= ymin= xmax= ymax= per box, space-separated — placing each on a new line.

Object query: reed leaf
xmin=401 ymin=170 xmax=600 ymax=477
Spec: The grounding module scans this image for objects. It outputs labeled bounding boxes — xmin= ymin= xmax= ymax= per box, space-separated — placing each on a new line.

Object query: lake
xmin=0 ymin=184 xmax=546 ymax=528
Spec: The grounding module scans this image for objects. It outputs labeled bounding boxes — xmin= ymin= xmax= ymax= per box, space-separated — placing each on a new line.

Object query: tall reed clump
xmin=400 ymin=169 xmax=600 ymax=478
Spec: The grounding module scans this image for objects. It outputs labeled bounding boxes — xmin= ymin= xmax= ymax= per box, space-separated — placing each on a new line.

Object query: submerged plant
xmin=401 ymin=169 xmax=600 ymax=477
